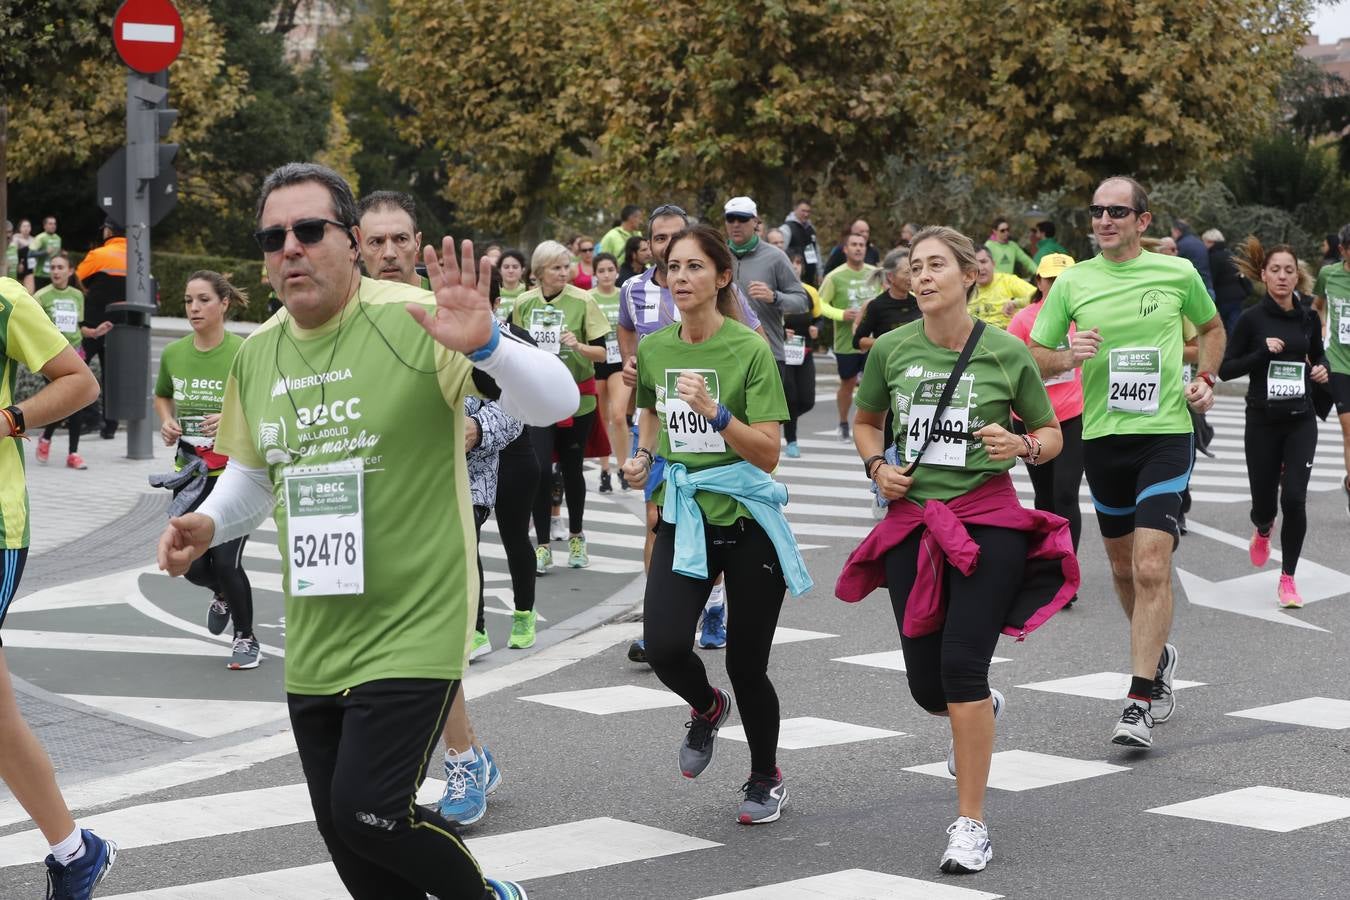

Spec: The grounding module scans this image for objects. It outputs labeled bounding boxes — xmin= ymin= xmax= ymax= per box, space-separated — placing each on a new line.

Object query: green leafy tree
xmin=896 ymin=0 xmax=1315 ymax=197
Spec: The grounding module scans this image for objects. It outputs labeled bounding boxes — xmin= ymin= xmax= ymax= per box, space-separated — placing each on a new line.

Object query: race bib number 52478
xmin=284 ymin=458 xmax=364 ymax=596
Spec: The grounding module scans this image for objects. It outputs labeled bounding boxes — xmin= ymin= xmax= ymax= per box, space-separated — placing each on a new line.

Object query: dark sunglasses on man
xmin=725 ymin=214 xmax=754 ymax=223
xmin=253 ymin=217 xmax=350 ymax=253
xmin=1088 ymin=205 xmax=1143 ymax=220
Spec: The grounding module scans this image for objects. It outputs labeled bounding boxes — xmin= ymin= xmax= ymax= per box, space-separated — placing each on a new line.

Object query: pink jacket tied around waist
xmin=835 ymin=473 xmax=1080 ymax=640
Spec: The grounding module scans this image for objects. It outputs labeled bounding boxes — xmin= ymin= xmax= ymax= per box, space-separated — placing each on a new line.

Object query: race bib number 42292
xmin=284 ymin=458 xmax=364 ymax=596
xmin=1107 ymin=347 xmax=1161 ymax=415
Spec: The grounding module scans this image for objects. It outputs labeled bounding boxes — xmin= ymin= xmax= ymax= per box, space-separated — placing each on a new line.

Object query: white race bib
xmin=664 ymin=369 xmax=725 ymax=454
xmin=904 ymin=375 xmax=973 ymax=468
xmin=52 ymin=299 xmax=78 ymax=334
xmin=178 ymin=415 xmax=213 ymax=449
xmin=784 ymin=335 xmax=806 ymax=367
xmin=285 ymin=458 xmax=365 ymax=596
xmin=1108 ymin=347 xmax=1161 ymax=415
xmin=804 ymin=244 xmax=819 ymax=266
xmin=1267 ymin=360 xmax=1306 ymax=401
xmin=1337 ymin=302 xmax=1350 ymax=345
xmin=529 ymin=307 xmax=562 ymax=355
xmin=605 ymin=335 xmax=621 ymax=364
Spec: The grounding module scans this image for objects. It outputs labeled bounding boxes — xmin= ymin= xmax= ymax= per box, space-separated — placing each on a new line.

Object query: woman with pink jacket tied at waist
xmin=836 ymin=226 xmax=1080 ymax=877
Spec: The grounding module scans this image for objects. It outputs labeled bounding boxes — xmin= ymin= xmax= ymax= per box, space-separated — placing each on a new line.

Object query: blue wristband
xmin=709 ymin=404 xmax=733 ymax=432
xmin=466 ymin=325 xmax=501 ymax=362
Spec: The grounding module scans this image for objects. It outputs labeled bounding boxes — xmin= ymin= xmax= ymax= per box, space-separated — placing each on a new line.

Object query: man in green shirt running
xmin=599 ymin=205 xmax=644 ymax=261
xmin=1029 ymin=221 xmax=1069 ymax=266
xmin=157 ymin=163 xmax=575 ymax=900
xmin=985 ymin=217 xmax=1036 ymax=278
xmin=28 ymin=217 xmax=62 ymax=290
xmin=1030 ymin=175 xmax=1223 ymax=752
xmin=1312 ymin=222 xmax=1350 ymax=514
xmin=818 ymin=232 xmax=877 ymax=439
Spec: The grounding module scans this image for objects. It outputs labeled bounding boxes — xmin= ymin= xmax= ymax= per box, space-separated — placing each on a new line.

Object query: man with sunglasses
xmin=985 ymin=217 xmax=1036 ymax=278
xmin=1030 ymin=175 xmax=1223 ymax=752
xmin=157 ymin=162 xmax=576 ymax=900
xmin=724 ymin=196 xmax=809 ymax=368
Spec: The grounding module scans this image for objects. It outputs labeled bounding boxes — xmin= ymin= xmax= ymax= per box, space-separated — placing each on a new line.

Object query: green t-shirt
xmin=511 ymin=285 xmax=609 ymax=416
xmin=1313 ymin=262 xmax=1350 ymax=375
xmin=636 ymin=317 xmax=788 ymax=524
xmin=0 ymin=278 xmax=69 ymax=548
xmin=33 ymin=284 xmax=83 ymax=347
xmin=819 ymin=264 xmax=878 ymax=354
xmin=155 ymin=332 xmax=244 ymax=456
xmin=592 ymin=288 xmax=621 ymax=335
xmin=1030 ymin=250 xmax=1217 ymax=440
xmin=28 ymin=233 xmax=61 ymax=279
xmin=497 ymin=284 xmax=525 ymax=323
xmin=599 ymin=226 xmax=638 ymax=261
xmin=213 ymin=277 xmax=480 ymax=693
xmin=856 ymin=318 xmax=1054 ymax=503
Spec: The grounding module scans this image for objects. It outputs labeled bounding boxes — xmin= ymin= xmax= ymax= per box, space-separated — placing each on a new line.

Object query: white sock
xmin=445 ymin=747 xmax=477 ymax=765
xmin=50 ymin=826 xmax=85 ymax=866
xmin=706 ymin=584 xmax=726 ymax=609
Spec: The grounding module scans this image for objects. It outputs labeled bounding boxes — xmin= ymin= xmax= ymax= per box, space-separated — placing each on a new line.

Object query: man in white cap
xmin=723 ymin=196 xmax=809 ymax=369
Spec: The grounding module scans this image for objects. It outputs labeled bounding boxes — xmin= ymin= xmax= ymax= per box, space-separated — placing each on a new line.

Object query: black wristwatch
xmin=3 ymin=405 xmax=25 ymax=437
xmin=862 ymin=454 xmax=885 ymax=479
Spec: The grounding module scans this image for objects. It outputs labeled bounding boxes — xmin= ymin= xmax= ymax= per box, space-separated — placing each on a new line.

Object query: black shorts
xmin=594 ymin=361 xmax=622 ymax=381
xmin=0 ymin=548 xmax=30 ymax=643
xmin=1330 ymin=371 xmax=1350 ymax=416
xmin=836 ymin=351 xmax=868 ymax=381
xmin=1084 ymin=433 xmax=1193 ymax=540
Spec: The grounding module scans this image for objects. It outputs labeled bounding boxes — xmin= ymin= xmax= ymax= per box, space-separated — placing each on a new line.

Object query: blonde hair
xmin=1201 ymin=228 xmax=1225 ymax=243
xmin=529 ymin=240 xmax=572 ymax=281
xmin=909 ymin=226 xmax=980 ymax=301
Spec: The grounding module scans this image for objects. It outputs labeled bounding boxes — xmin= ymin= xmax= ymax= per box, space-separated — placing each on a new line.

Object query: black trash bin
xmin=103 ymin=302 xmax=156 ymax=422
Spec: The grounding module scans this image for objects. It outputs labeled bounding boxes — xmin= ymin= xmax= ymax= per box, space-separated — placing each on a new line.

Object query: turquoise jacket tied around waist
xmin=661 ymin=460 xmax=814 ymax=597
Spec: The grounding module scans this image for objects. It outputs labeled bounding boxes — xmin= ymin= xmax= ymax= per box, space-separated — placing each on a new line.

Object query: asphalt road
xmin=1 ymin=367 xmax=1347 ymax=899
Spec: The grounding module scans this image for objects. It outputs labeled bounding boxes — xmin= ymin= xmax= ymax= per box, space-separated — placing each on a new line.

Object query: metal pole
xmin=124 ymin=71 xmax=154 ymax=460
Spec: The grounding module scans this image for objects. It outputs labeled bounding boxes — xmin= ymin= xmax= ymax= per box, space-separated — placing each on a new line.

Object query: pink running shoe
xmin=1249 ymin=529 xmax=1271 ymax=567
xmin=66 ymin=453 xmax=87 ymax=470
xmin=36 ymin=437 xmax=51 ymax=464
xmin=1277 ymin=574 xmax=1303 ymax=609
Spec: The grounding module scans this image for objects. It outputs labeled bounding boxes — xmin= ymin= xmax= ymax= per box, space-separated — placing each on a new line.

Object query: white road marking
xmin=59 ymin=695 xmax=289 ymax=739
xmin=905 ymin=749 xmax=1130 ymax=791
xmin=698 ymin=868 xmax=1003 ymax=899
xmin=720 ymin=716 xmax=903 ymax=749
xmin=1148 ymin=786 xmax=1350 ymax=832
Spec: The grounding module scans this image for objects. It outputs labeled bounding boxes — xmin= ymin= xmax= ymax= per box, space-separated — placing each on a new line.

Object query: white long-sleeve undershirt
xmin=199 ymin=333 xmax=579 ymax=547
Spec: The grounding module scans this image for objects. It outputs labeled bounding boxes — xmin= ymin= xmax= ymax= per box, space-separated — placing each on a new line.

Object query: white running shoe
xmin=940 ymin=816 xmax=992 ymax=874
xmin=550 ymin=516 xmax=566 ymax=541
xmin=1111 ymin=701 xmax=1154 ymax=748
xmin=1150 ymin=643 xmax=1178 ymax=723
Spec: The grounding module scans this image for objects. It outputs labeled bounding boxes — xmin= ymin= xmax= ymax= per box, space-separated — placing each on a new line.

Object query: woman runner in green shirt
xmin=591 ymin=252 xmax=626 ymax=493
xmin=34 ymin=253 xmax=101 ymax=469
xmin=154 ymin=271 xmax=259 ymax=670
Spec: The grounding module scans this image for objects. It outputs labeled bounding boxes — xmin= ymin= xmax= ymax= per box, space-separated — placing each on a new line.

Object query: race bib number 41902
xmin=664 ymin=369 xmax=725 ymax=454
xmin=1107 ymin=347 xmax=1161 ymax=415
xmin=904 ymin=374 xmax=973 ymax=468
xmin=284 ymin=458 xmax=364 ymax=596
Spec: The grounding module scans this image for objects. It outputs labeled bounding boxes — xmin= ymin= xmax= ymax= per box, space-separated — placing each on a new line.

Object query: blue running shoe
xmin=698 ymin=603 xmax=727 ymax=649
xmin=475 ymin=745 xmax=503 ymax=795
xmin=438 ymin=754 xmax=487 ymax=826
xmin=44 ymin=830 xmax=117 ymax=900
xmin=486 ymin=877 xmax=529 ymax=899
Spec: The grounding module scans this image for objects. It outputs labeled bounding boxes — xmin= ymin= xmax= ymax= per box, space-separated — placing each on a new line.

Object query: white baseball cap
xmin=723 ymin=196 xmax=758 ymax=219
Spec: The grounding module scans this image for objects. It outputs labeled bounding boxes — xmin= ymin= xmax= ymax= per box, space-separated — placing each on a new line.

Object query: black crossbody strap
xmin=902 ymin=319 xmax=985 ymax=476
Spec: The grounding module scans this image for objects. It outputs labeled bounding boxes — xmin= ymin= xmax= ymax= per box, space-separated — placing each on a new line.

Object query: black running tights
xmin=1245 ymin=412 xmax=1318 ymax=575
xmin=180 ymin=475 xmax=254 ymax=636
xmin=884 ymin=525 xmax=1027 ymax=712
xmin=644 ymin=517 xmax=786 ymax=775
xmin=777 ymin=358 xmax=817 ymax=444
xmin=530 ymin=410 xmax=595 ymax=545
xmin=493 ymin=443 xmax=540 ymax=621
xmin=289 ymin=679 xmax=491 ymax=900
xmin=1023 ymin=414 xmax=1084 ymax=552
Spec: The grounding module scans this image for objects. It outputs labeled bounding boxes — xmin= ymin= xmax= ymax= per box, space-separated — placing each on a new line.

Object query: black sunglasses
xmin=1088 ymin=205 xmax=1143 ymax=220
xmin=648 ymin=204 xmax=687 ymax=223
xmin=253 ymin=218 xmax=349 ymax=253
xmin=725 ymin=214 xmax=754 ymax=223
xmin=578 ymin=245 xmax=594 ymax=252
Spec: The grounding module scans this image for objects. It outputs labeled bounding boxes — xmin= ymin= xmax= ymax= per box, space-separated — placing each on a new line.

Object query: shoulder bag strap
xmin=901 ymin=319 xmax=985 ymax=476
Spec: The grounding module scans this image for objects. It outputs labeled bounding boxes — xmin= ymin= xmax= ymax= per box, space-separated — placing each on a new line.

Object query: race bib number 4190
xmin=664 ymin=369 xmax=725 ymax=454
xmin=1107 ymin=347 xmax=1161 ymax=415
xmin=284 ymin=458 xmax=364 ymax=596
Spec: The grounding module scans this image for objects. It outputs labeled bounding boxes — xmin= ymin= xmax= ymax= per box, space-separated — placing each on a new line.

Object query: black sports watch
xmin=3 ymin=405 xmax=25 ymax=437
xmin=862 ymin=454 xmax=885 ymax=479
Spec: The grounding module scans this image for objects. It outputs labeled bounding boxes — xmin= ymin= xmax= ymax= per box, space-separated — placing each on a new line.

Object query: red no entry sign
xmin=113 ymin=0 xmax=183 ymax=73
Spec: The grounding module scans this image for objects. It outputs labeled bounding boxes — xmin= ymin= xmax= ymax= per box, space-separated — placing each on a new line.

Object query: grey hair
xmin=256 ymin=162 xmax=359 ymax=228
xmin=869 ymin=246 xmax=910 ymax=289
xmin=530 ymin=240 xmax=572 ymax=280
xmin=1201 ymin=228 xmax=1224 ymax=243
xmin=356 ymin=190 xmax=418 ymax=233
xmin=1338 ymin=223 xmax=1350 ymax=248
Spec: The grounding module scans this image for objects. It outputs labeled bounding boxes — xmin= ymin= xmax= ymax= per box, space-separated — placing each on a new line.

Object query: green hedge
xmin=153 ymin=252 xmax=271 ymax=322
